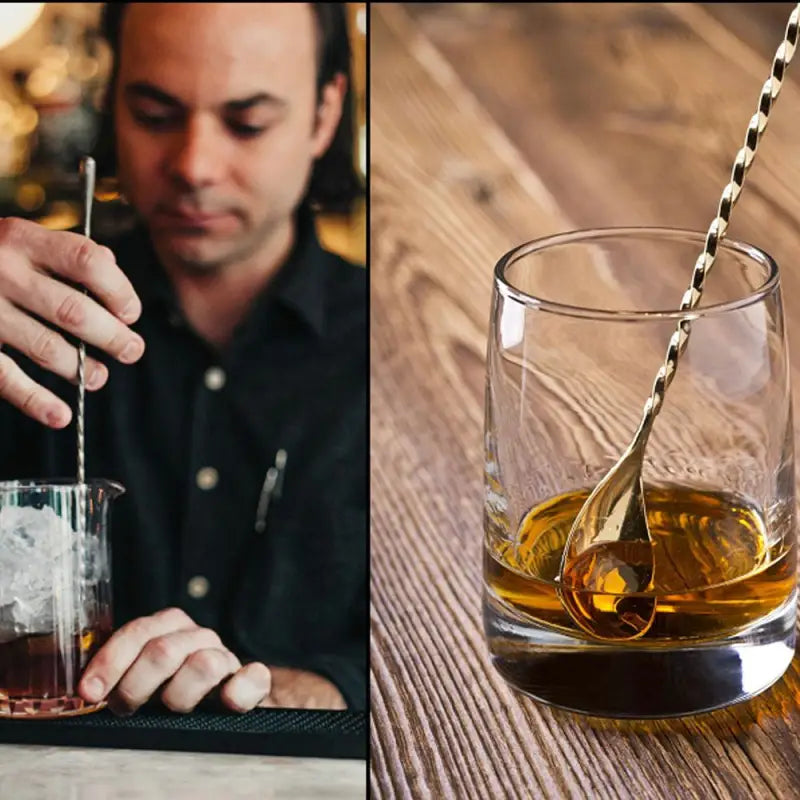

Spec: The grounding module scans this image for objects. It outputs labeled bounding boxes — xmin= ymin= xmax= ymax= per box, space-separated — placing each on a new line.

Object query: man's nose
xmin=167 ymin=114 xmax=227 ymax=190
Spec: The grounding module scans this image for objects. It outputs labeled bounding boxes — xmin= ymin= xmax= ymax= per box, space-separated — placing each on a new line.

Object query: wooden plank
xmin=371 ymin=3 xmax=800 ymax=798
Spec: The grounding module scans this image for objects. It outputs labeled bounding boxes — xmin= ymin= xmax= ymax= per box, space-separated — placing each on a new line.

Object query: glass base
xmin=484 ymin=589 xmax=797 ymax=719
xmin=0 ymin=694 xmax=106 ymax=719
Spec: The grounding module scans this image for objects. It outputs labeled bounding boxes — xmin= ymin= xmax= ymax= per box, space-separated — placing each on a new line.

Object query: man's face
xmin=114 ymin=3 xmax=341 ymax=273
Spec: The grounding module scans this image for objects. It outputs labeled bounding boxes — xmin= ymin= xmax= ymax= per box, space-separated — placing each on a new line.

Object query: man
xmin=0 ymin=3 xmax=366 ymax=713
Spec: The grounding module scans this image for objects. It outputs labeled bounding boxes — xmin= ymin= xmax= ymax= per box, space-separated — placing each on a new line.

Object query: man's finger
xmin=8 ymin=272 xmax=145 ymax=365
xmin=0 ymin=298 xmax=109 ymax=389
xmin=0 ymin=350 xmax=72 ymax=428
xmin=160 ymin=648 xmax=242 ymax=714
xmin=106 ymin=627 xmax=226 ymax=715
xmin=219 ymin=662 xmax=272 ymax=713
xmin=0 ymin=217 xmax=141 ymax=323
xmin=79 ymin=607 xmax=198 ymax=703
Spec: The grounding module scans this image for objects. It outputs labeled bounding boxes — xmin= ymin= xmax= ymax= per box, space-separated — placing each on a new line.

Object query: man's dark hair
xmin=92 ymin=2 xmax=363 ymax=214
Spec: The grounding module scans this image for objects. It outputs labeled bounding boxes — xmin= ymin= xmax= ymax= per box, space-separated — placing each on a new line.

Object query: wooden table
xmin=370 ymin=3 xmax=800 ymax=798
xmin=0 ymin=744 xmax=365 ymax=799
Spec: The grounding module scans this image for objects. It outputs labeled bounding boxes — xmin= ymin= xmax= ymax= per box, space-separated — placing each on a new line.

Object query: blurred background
xmin=0 ymin=2 xmax=366 ymax=263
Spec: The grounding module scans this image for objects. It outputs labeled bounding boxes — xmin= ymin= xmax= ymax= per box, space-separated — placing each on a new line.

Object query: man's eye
xmin=227 ymin=121 xmax=267 ymax=138
xmin=132 ymin=110 xmax=180 ymax=129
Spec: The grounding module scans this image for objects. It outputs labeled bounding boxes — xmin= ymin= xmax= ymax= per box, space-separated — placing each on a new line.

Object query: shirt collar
xmin=250 ymin=204 xmax=329 ymax=338
xmin=114 ymin=204 xmax=330 ymax=339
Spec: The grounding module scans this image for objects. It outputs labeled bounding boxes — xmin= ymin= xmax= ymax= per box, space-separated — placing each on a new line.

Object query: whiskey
xmin=561 ymin=538 xmax=658 ymax=640
xmin=0 ymin=614 xmax=111 ymax=718
xmin=486 ymin=485 xmax=796 ymax=642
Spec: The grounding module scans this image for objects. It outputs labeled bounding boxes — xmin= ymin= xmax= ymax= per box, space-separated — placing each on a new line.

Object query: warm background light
xmin=0 ymin=4 xmax=45 ymax=51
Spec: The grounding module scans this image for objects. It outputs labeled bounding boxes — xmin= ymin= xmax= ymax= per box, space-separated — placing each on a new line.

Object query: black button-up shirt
xmin=0 ymin=206 xmax=367 ymax=709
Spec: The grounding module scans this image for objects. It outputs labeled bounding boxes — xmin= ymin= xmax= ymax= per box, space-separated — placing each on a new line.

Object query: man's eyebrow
xmin=225 ymin=92 xmax=287 ymax=112
xmin=124 ymin=81 xmax=287 ymax=111
xmin=125 ymin=82 xmax=182 ymax=107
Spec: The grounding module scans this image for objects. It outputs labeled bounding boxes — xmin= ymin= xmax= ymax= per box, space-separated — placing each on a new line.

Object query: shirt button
xmin=204 ymin=367 xmax=226 ymax=391
xmin=187 ymin=575 xmax=210 ymax=599
xmin=196 ymin=467 xmax=219 ymax=490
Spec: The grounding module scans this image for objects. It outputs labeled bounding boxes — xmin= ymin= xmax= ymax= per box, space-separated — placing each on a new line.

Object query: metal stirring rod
xmin=78 ymin=156 xmax=96 ymax=492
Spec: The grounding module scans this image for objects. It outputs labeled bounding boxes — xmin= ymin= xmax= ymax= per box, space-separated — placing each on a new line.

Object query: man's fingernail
xmin=119 ymin=338 xmax=144 ymax=363
xmin=46 ymin=408 xmax=68 ymax=428
xmin=87 ymin=366 xmax=107 ymax=390
xmin=83 ymin=676 xmax=105 ymax=701
xmin=249 ymin=675 xmax=270 ymax=693
xmin=244 ymin=674 xmax=271 ymax=702
xmin=120 ymin=300 xmax=141 ymax=323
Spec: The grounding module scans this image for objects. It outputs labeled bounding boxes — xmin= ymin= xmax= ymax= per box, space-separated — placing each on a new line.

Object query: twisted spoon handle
xmin=77 ymin=156 xmax=95 ymax=541
xmin=77 ymin=157 xmax=95 ymax=488
xmin=634 ymin=4 xmax=798 ymax=445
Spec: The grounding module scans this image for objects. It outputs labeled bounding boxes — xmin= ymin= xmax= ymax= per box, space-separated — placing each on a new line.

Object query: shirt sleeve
xmin=236 ymin=639 xmax=367 ymax=711
xmin=297 ymin=638 xmax=367 ymax=711
xmin=229 ymin=551 xmax=368 ymax=711
xmin=295 ymin=504 xmax=367 ymax=710
xmin=233 ymin=568 xmax=368 ymax=711
xmin=294 ymin=566 xmax=367 ymax=710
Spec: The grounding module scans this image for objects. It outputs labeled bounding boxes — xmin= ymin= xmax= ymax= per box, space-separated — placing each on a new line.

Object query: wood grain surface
xmin=369 ymin=3 xmax=800 ymax=798
xmin=0 ymin=744 xmax=365 ymax=800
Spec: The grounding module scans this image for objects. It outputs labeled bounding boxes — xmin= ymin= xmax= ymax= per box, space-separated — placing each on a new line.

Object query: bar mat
xmin=0 ymin=707 xmax=367 ymax=759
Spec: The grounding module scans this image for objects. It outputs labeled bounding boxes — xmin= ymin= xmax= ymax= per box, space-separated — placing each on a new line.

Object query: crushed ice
xmin=0 ymin=505 xmax=99 ymax=642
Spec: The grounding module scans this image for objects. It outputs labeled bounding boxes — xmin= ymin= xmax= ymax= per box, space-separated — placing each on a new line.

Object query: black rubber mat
xmin=0 ymin=707 xmax=367 ymax=759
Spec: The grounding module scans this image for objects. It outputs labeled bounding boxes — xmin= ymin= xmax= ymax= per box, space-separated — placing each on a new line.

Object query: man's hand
xmin=0 ymin=217 xmax=144 ymax=428
xmin=78 ymin=607 xmax=348 ymax=714
xmin=78 ymin=608 xmax=271 ymax=715
xmin=260 ymin=667 xmax=347 ymax=710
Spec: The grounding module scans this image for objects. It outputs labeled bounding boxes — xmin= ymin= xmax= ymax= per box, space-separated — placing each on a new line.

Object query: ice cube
xmin=0 ymin=504 xmax=94 ymax=639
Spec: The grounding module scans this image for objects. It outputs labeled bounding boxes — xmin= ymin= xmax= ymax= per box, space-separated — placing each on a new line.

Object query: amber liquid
xmin=0 ymin=616 xmax=111 ymax=718
xmin=486 ymin=485 xmax=796 ymax=642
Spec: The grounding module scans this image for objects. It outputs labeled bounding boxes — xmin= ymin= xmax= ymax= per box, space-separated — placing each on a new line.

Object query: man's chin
xmin=154 ymin=231 xmax=238 ymax=274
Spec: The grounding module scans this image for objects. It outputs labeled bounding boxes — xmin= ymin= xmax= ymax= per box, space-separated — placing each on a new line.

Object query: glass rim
xmin=494 ymin=226 xmax=780 ymax=321
xmin=0 ymin=478 xmax=125 ymax=495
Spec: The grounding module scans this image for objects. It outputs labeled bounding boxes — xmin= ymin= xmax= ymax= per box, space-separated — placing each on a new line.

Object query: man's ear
xmin=312 ymin=73 xmax=347 ymax=159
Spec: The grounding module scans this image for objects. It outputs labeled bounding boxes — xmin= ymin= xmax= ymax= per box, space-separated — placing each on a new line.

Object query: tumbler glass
xmin=0 ymin=479 xmax=123 ymax=718
xmin=483 ymin=228 xmax=796 ymax=717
